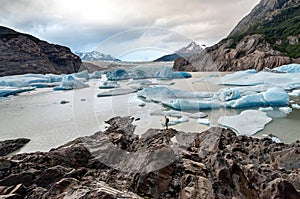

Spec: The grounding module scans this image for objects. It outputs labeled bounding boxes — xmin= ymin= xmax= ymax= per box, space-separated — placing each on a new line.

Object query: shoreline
xmin=0 ymin=116 xmax=299 ymax=198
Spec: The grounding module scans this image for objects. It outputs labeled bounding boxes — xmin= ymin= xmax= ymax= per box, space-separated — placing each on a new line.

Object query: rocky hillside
xmin=173 ymin=0 xmax=300 ymax=72
xmin=0 ymin=26 xmax=81 ymax=77
xmin=0 ymin=116 xmax=299 ymax=198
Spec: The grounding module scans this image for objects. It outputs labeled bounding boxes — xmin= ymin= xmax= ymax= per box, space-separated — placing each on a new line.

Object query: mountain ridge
xmin=154 ymin=41 xmax=202 ymax=62
xmin=0 ymin=26 xmax=81 ymax=77
xmin=75 ymin=50 xmax=120 ymax=62
xmin=173 ymin=0 xmax=300 ymax=72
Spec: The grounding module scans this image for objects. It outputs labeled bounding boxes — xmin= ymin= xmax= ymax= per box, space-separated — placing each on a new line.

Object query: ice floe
xmin=272 ymin=64 xmax=300 ymax=73
xmin=289 ymin=89 xmax=300 ymax=97
xmin=150 ymin=109 xmax=207 ymax=119
xmin=292 ymin=104 xmax=300 ymax=109
xmin=262 ymin=134 xmax=282 ymax=143
xmin=218 ymin=110 xmax=272 ymax=136
xmin=167 ymin=116 xmax=189 ymax=126
xmin=99 ymin=81 xmax=120 ymax=89
xmin=279 ymin=107 xmax=292 ymax=114
xmin=0 ymin=86 xmax=36 ymax=97
xmin=258 ymin=107 xmax=274 ymax=112
xmin=198 ymin=118 xmax=210 ymax=125
xmin=0 ymin=70 xmax=102 ymax=97
xmin=97 ymin=88 xmax=138 ymax=97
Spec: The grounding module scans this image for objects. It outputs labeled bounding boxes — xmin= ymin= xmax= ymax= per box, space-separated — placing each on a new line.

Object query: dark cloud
xmin=0 ymin=0 xmax=260 ymax=59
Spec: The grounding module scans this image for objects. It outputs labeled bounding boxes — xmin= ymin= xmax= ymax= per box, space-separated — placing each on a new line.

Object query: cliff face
xmin=173 ymin=0 xmax=300 ymax=72
xmin=0 ymin=26 xmax=81 ymax=77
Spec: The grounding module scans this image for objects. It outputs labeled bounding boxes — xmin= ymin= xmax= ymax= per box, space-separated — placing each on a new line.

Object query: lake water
xmin=0 ymin=72 xmax=299 ymax=153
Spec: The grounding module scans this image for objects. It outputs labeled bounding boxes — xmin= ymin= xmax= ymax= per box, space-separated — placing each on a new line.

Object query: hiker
xmin=164 ymin=116 xmax=169 ymax=130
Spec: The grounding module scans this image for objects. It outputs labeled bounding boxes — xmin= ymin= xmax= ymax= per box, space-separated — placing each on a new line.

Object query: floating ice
xmin=279 ymin=107 xmax=292 ymax=114
xmin=99 ymin=81 xmax=120 ymax=89
xmin=137 ymin=86 xmax=212 ymax=101
xmin=289 ymin=89 xmax=300 ymax=97
xmin=214 ymin=88 xmax=241 ymax=101
xmin=189 ymin=112 xmax=208 ymax=119
xmin=221 ymin=69 xmax=300 ymax=89
xmin=150 ymin=109 xmax=207 ymax=119
xmin=53 ymin=78 xmax=89 ymax=90
xmin=0 ymin=86 xmax=36 ymax=97
xmin=292 ymin=104 xmax=300 ymax=109
xmin=97 ymin=88 xmax=138 ymax=97
xmin=30 ymin=82 xmax=60 ymax=88
xmin=106 ymin=66 xmax=191 ymax=80
xmin=218 ymin=110 xmax=272 ymax=136
xmin=167 ymin=116 xmax=189 ymax=126
xmin=228 ymin=87 xmax=289 ymax=108
xmin=272 ymin=64 xmax=300 ymax=73
xmin=198 ymin=118 xmax=210 ymax=125
xmin=258 ymin=107 xmax=274 ymax=112
xmin=162 ymin=99 xmax=222 ymax=110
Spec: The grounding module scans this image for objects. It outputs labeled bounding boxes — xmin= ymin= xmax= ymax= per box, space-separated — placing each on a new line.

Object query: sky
xmin=0 ymin=0 xmax=260 ymax=61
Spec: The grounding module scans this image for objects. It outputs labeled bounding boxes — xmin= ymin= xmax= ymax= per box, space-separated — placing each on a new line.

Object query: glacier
xmin=106 ymin=66 xmax=191 ymax=80
xmin=218 ymin=110 xmax=272 ymax=136
xmin=272 ymin=64 xmax=300 ymax=73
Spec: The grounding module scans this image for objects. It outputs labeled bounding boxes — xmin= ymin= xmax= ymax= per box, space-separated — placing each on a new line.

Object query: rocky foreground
xmin=0 ymin=116 xmax=299 ymax=198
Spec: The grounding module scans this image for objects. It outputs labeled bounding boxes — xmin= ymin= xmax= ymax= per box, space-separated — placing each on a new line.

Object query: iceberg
xmin=53 ymin=78 xmax=89 ymax=90
xmin=289 ymin=89 xmax=300 ymax=97
xmin=106 ymin=66 xmax=191 ymax=80
xmin=272 ymin=64 xmax=300 ymax=73
xmin=214 ymin=88 xmax=241 ymax=101
xmin=218 ymin=110 xmax=272 ymax=136
xmin=292 ymin=104 xmax=300 ymax=109
xmin=167 ymin=116 xmax=189 ymax=126
xmin=198 ymin=118 xmax=210 ymax=125
xmin=162 ymin=99 xmax=222 ymax=110
xmin=150 ymin=109 xmax=207 ymax=118
xmin=0 ymin=86 xmax=36 ymax=97
xmin=228 ymin=87 xmax=289 ymax=108
xmin=137 ymin=86 xmax=212 ymax=100
xmin=279 ymin=107 xmax=292 ymax=114
xmin=258 ymin=107 xmax=273 ymax=112
xmin=97 ymin=88 xmax=138 ymax=97
xmin=99 ymin=81 xmax=120 ymax=89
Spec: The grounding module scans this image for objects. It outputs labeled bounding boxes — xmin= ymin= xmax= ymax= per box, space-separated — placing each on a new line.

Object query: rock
xmin=262 ymin=178 xmax=300 ymax=199
xmin=0 ymin=116 xmax=299 ymax=198
xmin=0 ymin=26 xmax=81 ymax=77
xmin=173 ymin=35 xmax=293 ymax=72
xmin=173 ymin=0 xmax=300 ymax=72
xmin=0 ymin=138 xmax=30 ymax=156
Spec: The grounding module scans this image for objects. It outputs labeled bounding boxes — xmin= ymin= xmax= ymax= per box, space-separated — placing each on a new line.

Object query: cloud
xmin=0 ymin=0 xmax=260 ymax=60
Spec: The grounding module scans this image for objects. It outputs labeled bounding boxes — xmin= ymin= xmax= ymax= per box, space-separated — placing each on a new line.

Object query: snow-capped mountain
xmin=154 ymin=41 xmax=203 ymax=62
xmin=175 ymin=41 xmax=202 ymax=55
xmin=75 ymin=51 xmax=120 ymax=62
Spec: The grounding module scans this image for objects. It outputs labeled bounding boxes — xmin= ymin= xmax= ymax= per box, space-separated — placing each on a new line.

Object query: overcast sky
xmin=0 ymin=0 xmax=260 ymax=61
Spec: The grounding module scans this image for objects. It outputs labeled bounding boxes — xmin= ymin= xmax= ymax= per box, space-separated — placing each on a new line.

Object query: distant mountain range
xmin=173 ymin=0 xmax=300 ymax=72
xmin=154 ymin=41 xmax=203 ymax=62
xmin=0 ymin=26 xmax=81 ymax=77
xmin=75 ymin=51 xmax=120 ymax=62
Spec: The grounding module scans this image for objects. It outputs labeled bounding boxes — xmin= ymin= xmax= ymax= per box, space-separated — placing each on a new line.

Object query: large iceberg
xmin=106 ymin=66 xmax=191 ymax=80
xmin=218 ymin=110 xmax=272 ymax=136
xmin=227 ymin=87 xmax=289 ymax=108
xmin=0 ymin=86 xmax=36 ymax=97
xmin=137 ymin=86 xmax=212 ymax=101
xmin=0 ymin=70 xmax=101 ymax=97
xmin=272 ymin=64 xmax=300 ymax=73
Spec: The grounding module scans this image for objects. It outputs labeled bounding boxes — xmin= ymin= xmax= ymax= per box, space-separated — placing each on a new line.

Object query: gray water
xmin=0 ymin=72 xmax=299 ymax=154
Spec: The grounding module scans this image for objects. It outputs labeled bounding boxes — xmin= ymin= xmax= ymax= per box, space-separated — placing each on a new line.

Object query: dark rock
xmin=0 ymin=26 xmax=81 ymax=77
xmin=0 ymin=138 xmax=30 ymax=156
xmin=0 ymin=116 xmax=299 ymax=198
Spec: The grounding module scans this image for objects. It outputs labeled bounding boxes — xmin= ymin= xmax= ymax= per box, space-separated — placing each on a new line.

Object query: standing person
xmin=164 ymin=116 xmax=169 ymax=130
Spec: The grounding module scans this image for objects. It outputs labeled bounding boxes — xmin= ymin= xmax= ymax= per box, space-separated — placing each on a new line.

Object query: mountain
xmin=76 ymin=51 xmax=120 ymax=62
xmin=173 ymin=0 xmax=300 ymax=72
xmin=0 ymin=26 xmax=81 ymax=77
xmin=154 ymin=41 xmax=203 ymax=62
